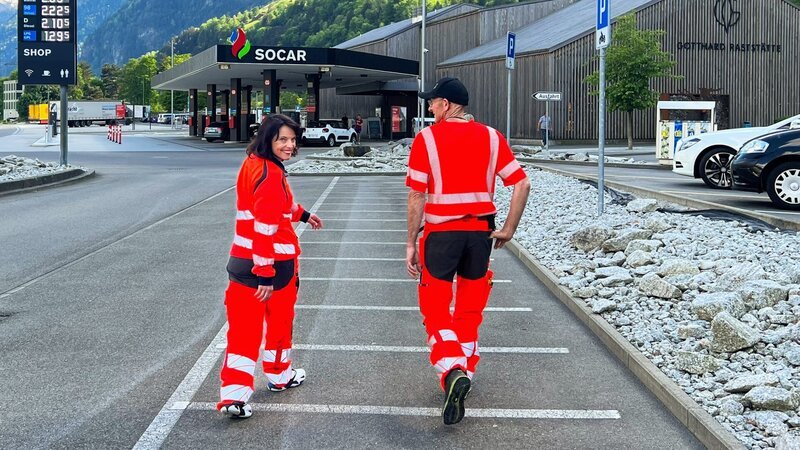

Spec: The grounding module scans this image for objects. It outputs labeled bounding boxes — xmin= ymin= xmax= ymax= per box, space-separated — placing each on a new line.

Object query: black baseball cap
xmin=418 ymin=77 xmax=469 ymax=106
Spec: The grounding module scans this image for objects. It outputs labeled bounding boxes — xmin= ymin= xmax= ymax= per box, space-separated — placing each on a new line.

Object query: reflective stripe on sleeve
xmin=254 ymin=221 xmax=279 ymax=236
xmin=420 ymin=127 xmax=442 ymax=194
xmin=407 ymin=168 xmax=428 ymax=185
xmin=233 ymin=235 xmax=253 ymax=249
xmin=498 ymin=159 xmax=522 ymax=180
xmin=236 ymin=210 xmax=254 ymax=220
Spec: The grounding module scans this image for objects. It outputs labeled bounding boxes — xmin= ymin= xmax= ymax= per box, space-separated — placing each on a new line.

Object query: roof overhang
xmin=151 ymin=45 xmax=419 ymax=92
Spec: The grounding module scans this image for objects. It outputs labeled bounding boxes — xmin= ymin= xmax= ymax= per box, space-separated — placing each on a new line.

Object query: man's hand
xmin=255 ymin=285 xmax=273 ymax=302
xmin=489 ymin=228 xmax=515 ymax=249
xmin=307 ymin=213 xmax=323 ymax=230
xmin=406 ymin=244 xmax=421 ymax=278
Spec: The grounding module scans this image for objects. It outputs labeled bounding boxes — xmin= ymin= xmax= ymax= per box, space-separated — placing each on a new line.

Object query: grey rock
xmin=785 ymin=348 xmax=800 ymax=366
xmin=592 ymin=299 xmax=616 ymax=314
xmin=775 ymin=433 xmax=800 ymax=450
xmin=743 ymin=386 xmax=797 ymax=411
xmin=719 ymin=399 xmax=745 ymax=416
xmin=692 ymin=292 xmax=747 ymax=321
xmin=746 ymin=410 xmax=789 ymax=436
xmin=570 ymin=226 xmax=616 ymax=252
xmin=573 ymin=287 xmax=597 ymax=299
xmin=638 ymin=273 xmax=682 ymax=299
xmin=624 ymin=239 xmax=664 ymax=255
xmin=625 ymin=250 xmax=655 ymax=268
xmin=712 ymin=263 xmax=768 ymax=292
xmin=723 ymin=374 xmax=780 ymax=393
xmin=643 ymin=217 xmax=672 ymax=232
xmin=594 ymin=266 xmax=633 ymax=287
xmin=711 ymin=312 xmax=761 ymax=352
xmin=675 ymin=350 xmax=722 ymax=374
xmin=658 ymin=258 xmax=700 ymax=277
xmin=602 ymin=229 xmax=654 ymax=252
xmin=739 ymin=280 xmax=790 ymax=309
xmin=677 ymin=323 xmax=706 ymax=339
xmin=626 ymin=198 xmax=659 ymax=213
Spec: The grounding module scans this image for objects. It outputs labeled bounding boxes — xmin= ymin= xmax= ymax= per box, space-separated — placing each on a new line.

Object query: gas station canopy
xmin=151 ymin=45 xmax=420 ymax=92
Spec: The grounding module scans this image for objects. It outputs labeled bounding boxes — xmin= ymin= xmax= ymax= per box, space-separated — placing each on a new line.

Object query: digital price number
xmin=18 ymin=0 xmax=77 ymax=84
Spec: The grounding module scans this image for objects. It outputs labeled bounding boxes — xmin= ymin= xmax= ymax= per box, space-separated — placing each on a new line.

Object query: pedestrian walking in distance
xmin=217 ymin=114 xmax=324 ymax=419
xmin=406 ymin=77 xmax=531 ymax=425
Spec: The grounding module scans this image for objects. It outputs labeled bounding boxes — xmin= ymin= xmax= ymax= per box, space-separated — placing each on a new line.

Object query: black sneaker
xmin=442 ymin=369 xmax=471 ymax=425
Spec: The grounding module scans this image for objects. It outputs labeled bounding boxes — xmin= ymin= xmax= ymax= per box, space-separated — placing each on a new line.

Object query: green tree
xmin=120 ymin=53 xmax=158 ymax=107
xmin=279 ymin=91 xmax=304 ymax=112
xmin=585 ymin=13 xmax=679 ymax=149
xmin=17 ymin=85 xmax=59 ymax=120
xmin=101 ymin=64 xmax=122 ymax=99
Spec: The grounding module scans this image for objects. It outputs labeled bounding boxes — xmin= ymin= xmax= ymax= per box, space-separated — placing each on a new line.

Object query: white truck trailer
xmin=49 ymin=100 xmax=128 ymax=127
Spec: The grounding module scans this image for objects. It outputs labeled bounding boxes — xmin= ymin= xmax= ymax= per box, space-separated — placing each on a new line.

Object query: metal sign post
xmin=596 ymin=0 xmax=610 ymax=215
xmin=532 ymin=91 xmax=561 ymax=153
xmin=506 ymin=32 xmax=516 ymax=139
xmin=18 ymin=0 xmax=77 ymax=166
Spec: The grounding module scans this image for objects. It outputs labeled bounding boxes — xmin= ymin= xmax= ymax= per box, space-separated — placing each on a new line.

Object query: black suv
xmin=731 ymin=128 xmax=800 ymax=210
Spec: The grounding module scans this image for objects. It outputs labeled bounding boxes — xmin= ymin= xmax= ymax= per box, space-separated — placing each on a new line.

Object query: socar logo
xmin=229 ymin=27 xmax=251 ymax=59
xmin=714 ymin=0 xmax=741 ymax=33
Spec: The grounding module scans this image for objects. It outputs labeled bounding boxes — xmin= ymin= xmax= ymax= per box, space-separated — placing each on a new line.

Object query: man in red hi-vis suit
xmin=216 ymin=114 xmax=323 ymax=419
xmin=406 ymin=77 xmax=531 ymax=425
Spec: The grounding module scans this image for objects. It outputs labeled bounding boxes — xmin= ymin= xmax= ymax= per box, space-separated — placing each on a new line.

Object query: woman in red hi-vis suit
xmin=217 ymin=114 xmax=323 ymax=419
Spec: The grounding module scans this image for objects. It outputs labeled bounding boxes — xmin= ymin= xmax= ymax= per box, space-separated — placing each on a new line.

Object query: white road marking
xmin=301 ymin=241 xmax=406 ymax=245
xmin=316 ymin=210 xmax=406 ymax=213
xmin=187 ymin=402 xmax=618 ymax=419
xmin=660 ymin=189 xmax=761 ymax=199
xmin=302 ymin=277 xmax=511 ymax=283
xmin=315 ymin=228 xmax=405 ymax=232
xmin=295 ymin=305 xmax=533 ymax=312
xmin=320 ymin=218 xmax=407 ymax=221
xmin=754 ymin=210 xmax=800 ymax=216
xmin=300 ymin=257 xmax=405 ymax=261
xmin=291 ymin=344 xmax=566 ymax=353
xmin=133 ymin=177 xmax=340 ymax=449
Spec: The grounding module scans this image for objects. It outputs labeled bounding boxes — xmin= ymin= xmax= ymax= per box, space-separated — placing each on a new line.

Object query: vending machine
xmin=656 ymin=101 xmax=716 ymax=164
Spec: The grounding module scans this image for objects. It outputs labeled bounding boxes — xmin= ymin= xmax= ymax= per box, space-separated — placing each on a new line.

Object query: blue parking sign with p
xmin=506 ymin=32 xmax=516 ymax=70
xmin=597 ymin=0 xmax=609 ymax=28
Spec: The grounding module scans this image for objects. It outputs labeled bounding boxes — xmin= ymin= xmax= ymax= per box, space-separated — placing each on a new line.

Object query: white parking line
xmin=660 ymin=189 xmax=761 ymax=199
xmin=321 ymin=218 xmax=407 ymax=221
xmin=295 ymin=305 xmax=533 ymax=312
xmin=754 ymin=210 xmax=800 ymax=216
xmin=300 ymin=257 xmax=405 ymax=261
xmin=187 ymin=402 xmax=619 ymax=419
xmin=292 ymin=344 xmax=567 ymax=353
xmin=301 ymin=241 xmax=406 ymax=245
xmin=316 ymin=210 xmax=405 ymax=213
xmin=133 ymin=177 xmax=341 ymax=450
xmin=303 ymin=277 xmax=511 ymax=283
xmin=314 ymin=228 xmax=405 ymax=232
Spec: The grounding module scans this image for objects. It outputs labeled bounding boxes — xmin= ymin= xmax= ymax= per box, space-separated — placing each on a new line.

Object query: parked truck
xmin=45 ymin=100 xmax=129 ymax=127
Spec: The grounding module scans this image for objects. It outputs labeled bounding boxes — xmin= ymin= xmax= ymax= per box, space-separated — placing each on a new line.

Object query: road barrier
xmin=107 ymin=124 xmax=122 ymax=144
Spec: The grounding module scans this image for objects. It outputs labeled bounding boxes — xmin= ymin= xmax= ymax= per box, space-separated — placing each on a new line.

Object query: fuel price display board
xmin=18 ymin=0 xmax=77 ymax=85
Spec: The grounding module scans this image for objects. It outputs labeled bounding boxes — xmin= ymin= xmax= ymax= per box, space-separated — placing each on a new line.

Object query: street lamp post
xmin=170 ymin=38 xmax=174 ymax=129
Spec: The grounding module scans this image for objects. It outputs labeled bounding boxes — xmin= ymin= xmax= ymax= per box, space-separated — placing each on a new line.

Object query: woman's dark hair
xmin=246 ymin=114 xmax=302 ymax=161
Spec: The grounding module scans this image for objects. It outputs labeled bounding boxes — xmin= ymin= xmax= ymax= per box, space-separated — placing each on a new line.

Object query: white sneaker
xmin=219 ymin=401 xmax=252 ymax=419
xmin=268 ymin=368 xmax=306 ymax=392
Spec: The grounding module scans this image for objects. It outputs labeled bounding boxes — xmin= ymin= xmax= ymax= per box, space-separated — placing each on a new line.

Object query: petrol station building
xmin=155 ymin=0 xmax=800 ymax=143
xmin=151 ymin=45 xmax=418 ymax=141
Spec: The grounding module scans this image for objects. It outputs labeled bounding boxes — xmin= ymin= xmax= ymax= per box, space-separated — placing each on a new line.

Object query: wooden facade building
xmin=322 ymin=0 xmax=800 ymax=142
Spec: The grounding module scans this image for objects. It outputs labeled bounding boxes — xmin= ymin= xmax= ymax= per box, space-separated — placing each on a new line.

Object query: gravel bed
xmin=0 ymin=155 xmax=81 ymax=182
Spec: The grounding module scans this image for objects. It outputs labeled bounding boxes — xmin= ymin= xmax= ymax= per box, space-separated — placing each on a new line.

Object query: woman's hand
xmin=308 ymin=213 xmax=323 ymax=230
xmin=255 ymin=285 xmax=273 ymax=302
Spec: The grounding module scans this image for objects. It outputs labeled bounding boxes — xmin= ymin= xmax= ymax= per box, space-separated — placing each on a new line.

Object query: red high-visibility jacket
xmin=230 ymin=154 xmax=309 ymax=280
xmin=406 ymin=121 xmax=527 ymax=224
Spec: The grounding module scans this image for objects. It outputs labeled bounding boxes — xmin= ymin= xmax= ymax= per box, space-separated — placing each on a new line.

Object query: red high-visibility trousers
xmin=217 ymin=269 xmax=299 ymax=406
xmin=418 ymin=231 xmax=494 ymax=390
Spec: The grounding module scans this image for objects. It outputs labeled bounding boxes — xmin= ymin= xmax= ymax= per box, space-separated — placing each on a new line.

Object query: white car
xmin=673 ymin=114 xmax=800 ymax=189
xmin=301 ymin=119 xmax=357 ymax=147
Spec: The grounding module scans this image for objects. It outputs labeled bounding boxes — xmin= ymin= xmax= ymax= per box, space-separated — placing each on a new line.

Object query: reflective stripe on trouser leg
xmin=219 ymin=281 xmax=264 ymax=403
xmin=419 ymin=234 xmax=467 ymax=390
xmin=263 ymin=266 xmax=299 ymax=388
xmin=453 ymin=269 xmax=493 ymax=380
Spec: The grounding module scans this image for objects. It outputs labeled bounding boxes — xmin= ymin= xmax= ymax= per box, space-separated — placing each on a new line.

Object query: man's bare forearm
xmin=407 ymin=190 xmax=426 ymax=245
xmin=501 ymin=177 xmax=531 ymax=235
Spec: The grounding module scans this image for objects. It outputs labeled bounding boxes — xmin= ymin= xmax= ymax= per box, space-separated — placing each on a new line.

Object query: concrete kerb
xmin=528 ymin=163 xmax=800 ymax=232
xmin=505 ymin=239 xmax=746 ymax=450
xmin=0 ymin=168 xmax=95 ymax=197
xmin=517 ymin=157 xmax=669 ymax=171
